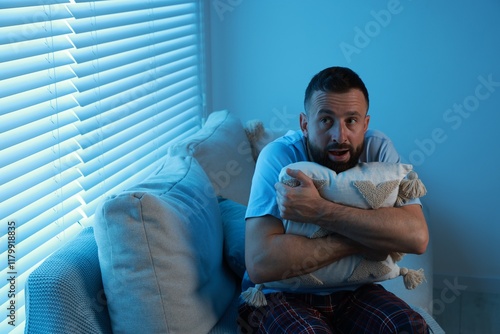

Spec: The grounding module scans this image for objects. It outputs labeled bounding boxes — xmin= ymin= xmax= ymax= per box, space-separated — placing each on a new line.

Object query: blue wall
xmin=208 ymin=0 xmax=500 ymax=292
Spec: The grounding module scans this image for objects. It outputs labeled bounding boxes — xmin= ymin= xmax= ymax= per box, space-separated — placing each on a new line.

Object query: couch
xmin=24 ymin=110 xmax=444 ymax=333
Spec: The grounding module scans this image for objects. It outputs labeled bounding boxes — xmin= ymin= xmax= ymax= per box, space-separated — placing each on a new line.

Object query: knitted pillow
xmin=24 ymin=227 xmax=112 ymax=333
xmin=242 ymin=161 xmax=427 ymax=307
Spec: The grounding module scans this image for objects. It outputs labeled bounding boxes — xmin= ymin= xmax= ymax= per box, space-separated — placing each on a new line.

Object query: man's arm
xmin=245 ymin=215 xmax=383 ymax=284
xmin=275 ymin=168 xmax=429 ymax=255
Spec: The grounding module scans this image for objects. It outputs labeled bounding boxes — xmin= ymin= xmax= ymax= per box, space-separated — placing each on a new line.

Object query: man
xmin=238 ymin=66 xmax=429 ymax=333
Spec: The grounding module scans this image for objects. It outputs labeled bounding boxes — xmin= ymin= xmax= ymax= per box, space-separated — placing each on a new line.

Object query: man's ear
xmin=363 ymin=114 xmax=370 ymax=133
xmin=300 ymin=112 xmax=308 ymax=137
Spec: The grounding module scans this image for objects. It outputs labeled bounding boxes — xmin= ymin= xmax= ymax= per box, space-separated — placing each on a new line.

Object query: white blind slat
xmin=72 ymin=57 xmax=197 ymax=106
xmin=67 ymin=1 xmax=194 ymax=19
xmin=1 ymin=150 xmax=81 ymax=204
xmin=0 ymin=20 xmax=72 ymax=46
xmin=69 ymin=13 xmax=196 ymax=49
xmin=0 ymin=80 xmax=77 ymax=116
xmin=0 ymin=50 xmax=75 ymax=81
xmin=0 ymin=33 xmax=74 ymax=63
xmin=2 ymin=204 xmax=83 ymax=255
xmin=0 ymin=108 xmax=79 ymax=151
xmin=0 ymin=123 xmax=80 ymax=171
xmin=0 ymin=95 xmax=78 ymax=133
xmin=76 ymin=84 xmax=198 ymax=140
xmin=69 ymin=6 xmax=195 ymax=34
xmin=68 ymin=24 xmax=197 ymax=63
xmin=1 ymin=163 xmax=82 ymax=220
xmin=72 ymin=71 xmax=198 ymax=124
xmin=1 ymin=66 xmax=76 ymax=99
xmin=77 ymin=96 xmax=198 ymax=169
xmin=0 ymin=4 xmax=71 ymax=27
xmin=73 ymin=47 xmax=197 ymax=92
xmin=7 ymin=215 xmax=82 ymax=265
xmin=71 ymin=42 xmax=196 ymax=79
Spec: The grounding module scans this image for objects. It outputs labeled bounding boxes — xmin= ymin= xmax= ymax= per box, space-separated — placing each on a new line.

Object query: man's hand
xmin=275 ymin=168 xmax=326 ymax=224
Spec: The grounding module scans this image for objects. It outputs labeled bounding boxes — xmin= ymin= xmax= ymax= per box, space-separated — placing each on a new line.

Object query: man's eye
xmin=347 ymin=118 xmax=357 ymax=124
xmin=320 ymin=118 xmax=332 ymax=124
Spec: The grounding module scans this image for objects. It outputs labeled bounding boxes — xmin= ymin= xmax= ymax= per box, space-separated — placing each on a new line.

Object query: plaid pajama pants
xmin=237 ymin=284 xmax=429 ymax=334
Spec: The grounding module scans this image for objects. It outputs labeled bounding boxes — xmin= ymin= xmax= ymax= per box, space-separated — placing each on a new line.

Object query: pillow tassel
xmin=241 ymin=284 xmax=268 ymax=307
xmin=390 ymin=251 xmax=405 ymax=262
xmin=244 ymin=120 xmax=265 ymax=142
xmin=244 ymin=120 xmax=265 ymax=161
xmin=399 ymin=171 xmax=427 ymax=201
xmin=400 ymin=267 xmax=426 ymax=290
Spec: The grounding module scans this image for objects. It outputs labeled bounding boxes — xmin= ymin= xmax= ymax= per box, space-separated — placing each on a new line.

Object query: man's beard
xmin=306 ymin=138 xmax=363 ymax=173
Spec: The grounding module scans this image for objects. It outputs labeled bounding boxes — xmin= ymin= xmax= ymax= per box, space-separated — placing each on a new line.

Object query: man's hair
xmin=304 ymin=66 xmax=369 ymax=113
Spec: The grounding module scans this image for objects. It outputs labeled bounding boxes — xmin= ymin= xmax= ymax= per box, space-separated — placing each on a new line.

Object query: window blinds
xmin=0 ymin=1 xmax=205 ymax=331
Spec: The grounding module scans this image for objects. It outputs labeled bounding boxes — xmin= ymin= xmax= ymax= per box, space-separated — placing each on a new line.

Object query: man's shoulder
xmin=264 ymin=130 xmax=305 ymax=152
xmin=365 ymin=129 xmax=392 ymax=142
xmin=275 ymin=129 xmax=304 ymax=144
xmin=364 ymin=129 xmax=395 ymax=150
xmin=258 ymin=130 xmax=308 ymax=165
xmin=362 ymin=129 xmax=400 ymax=163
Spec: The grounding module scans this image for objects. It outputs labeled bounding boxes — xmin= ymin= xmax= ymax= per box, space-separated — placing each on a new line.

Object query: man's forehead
xmin=311 ymin=89 xmax=365 ymax=101
xmin=309 ymin=90 xmax=368 ymax=114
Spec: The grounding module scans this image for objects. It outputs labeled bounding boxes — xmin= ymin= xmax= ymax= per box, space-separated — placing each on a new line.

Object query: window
xmin=0 ymin=1 xmax=206 ymax=331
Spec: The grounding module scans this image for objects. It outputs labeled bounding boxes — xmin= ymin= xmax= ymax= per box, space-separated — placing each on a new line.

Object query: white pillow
xmin=169 ymin=110 xmax=255 ymax=205
xmin=241 ymin=161 xmax=426 ymax=307
xmin=279 ymin=161 xmax=414 ymax=284
xmin=94 ymin=155 xmax=237 ymax=333
xmin=281 ymin=161 xmax=412 ymax=210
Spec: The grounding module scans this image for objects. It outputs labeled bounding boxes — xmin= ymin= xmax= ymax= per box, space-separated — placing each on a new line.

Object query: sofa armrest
xmin=24 ymin=227 xmax=111 ymax=334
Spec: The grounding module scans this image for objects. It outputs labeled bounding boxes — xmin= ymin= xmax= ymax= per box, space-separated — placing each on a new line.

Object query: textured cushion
xmin=94 ymin=155 xmax=236 ymax=334
xmin=169 ymin=110 xmax=255 ymax=205
xmin=273 ymin=161 xmax=417 ymax=289
xmin=24 ymin=227 xmax=112 ymax=334
xmin=218 ymin=197 xmax=247 ymax=278
xmin=280 ymin=161 xmax=413 ymax=211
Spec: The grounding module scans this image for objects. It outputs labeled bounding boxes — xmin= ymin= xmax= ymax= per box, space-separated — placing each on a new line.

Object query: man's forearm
xmin=245 ymin=216 xmax=363 ymax=284
xmin=276 ymin=169 xmax=429 ymax=255
xmin=315 ymin=200 xmax=429 ymax=254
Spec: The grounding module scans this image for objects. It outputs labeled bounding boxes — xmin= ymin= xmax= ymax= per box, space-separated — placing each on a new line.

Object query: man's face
xmin=300 ymin=89 xmax=370 ymax=173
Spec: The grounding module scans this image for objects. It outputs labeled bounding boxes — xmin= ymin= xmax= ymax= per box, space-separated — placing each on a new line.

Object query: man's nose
xmin=330 ymin=123 xmax=347 ymax=143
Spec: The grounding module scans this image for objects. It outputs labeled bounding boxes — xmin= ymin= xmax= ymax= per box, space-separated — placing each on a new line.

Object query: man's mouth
xmin=328 ymin=149 xmax=350 ymax=161
xmin=329 ymin=149 xmax=349 ymax=156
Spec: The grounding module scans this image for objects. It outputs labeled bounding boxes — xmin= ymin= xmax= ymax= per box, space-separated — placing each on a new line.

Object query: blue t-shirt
xmin=242 ymin=129 xmax=420 ymax=294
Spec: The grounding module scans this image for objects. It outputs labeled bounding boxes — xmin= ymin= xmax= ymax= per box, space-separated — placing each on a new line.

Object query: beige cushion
xmin=280 ymin=161 xmax=413 ymax=211
xmin=94 ymin=155 xmax=237 ymax=333
xmin=271 ymin=161 xmax=417 ymax=289
xmin=169 ymin=110 xmax=255 ymax=205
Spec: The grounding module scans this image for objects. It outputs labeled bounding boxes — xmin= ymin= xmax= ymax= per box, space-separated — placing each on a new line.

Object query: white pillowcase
xmin=271 ymin=161 xmax=415 ymax=289
xmin=280 ymin=161 xmax=413 ymax=210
